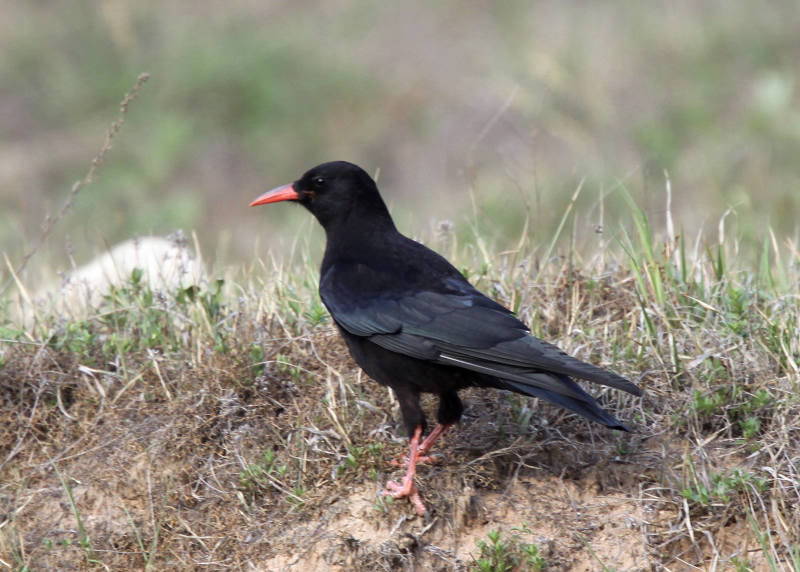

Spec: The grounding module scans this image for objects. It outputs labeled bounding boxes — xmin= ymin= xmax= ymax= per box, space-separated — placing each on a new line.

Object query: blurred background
xmin=1 ymin=1 xmax=799 ymax=278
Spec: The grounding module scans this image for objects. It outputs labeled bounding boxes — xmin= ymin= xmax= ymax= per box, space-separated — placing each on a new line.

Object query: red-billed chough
xmin=250 ymin=161 xmax=641 ymax=515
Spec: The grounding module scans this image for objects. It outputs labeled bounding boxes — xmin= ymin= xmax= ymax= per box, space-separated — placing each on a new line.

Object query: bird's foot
xmin=382 ymin=476 xmax=426 ymax=516
xmin=389 ymin=423 xmax=451 ymax=467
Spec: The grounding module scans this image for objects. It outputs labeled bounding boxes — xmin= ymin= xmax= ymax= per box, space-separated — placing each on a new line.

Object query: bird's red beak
xmin=249 ymin=184 xmax=300 ymax=207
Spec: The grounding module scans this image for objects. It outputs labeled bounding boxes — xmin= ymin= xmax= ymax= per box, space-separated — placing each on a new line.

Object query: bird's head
xmin=250 ymin=161 xmax=391 ymax=230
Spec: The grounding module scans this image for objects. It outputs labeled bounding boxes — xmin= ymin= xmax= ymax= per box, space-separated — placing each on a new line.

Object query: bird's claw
xmin=382 ymin=477 xmax=427 ymax=516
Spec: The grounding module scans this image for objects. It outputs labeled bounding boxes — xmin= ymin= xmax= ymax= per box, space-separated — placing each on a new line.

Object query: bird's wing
xmin=320 ymin=260 xmax=523 ymax=343
xmin=320 ymin=261 xmax=640 ymax=397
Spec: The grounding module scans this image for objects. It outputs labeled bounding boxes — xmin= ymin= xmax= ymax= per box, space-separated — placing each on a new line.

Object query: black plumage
xmin=250 ymin=161 xmax=641 ymax=514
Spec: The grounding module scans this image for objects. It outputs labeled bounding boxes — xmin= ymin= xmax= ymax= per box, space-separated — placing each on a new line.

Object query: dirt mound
xmin=2 ymin=264 xmax=797 ymax=570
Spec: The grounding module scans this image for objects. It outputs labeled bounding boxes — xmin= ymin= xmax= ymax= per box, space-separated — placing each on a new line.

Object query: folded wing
xmin=320 ymin=261 xmax=641 ymax=404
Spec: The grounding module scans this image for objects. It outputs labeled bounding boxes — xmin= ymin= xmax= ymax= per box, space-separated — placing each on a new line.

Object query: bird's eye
xmin=313 ymin=176 xmax=325 ymax=186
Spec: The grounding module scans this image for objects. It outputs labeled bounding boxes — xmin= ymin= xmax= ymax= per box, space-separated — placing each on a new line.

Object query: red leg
xmin=389 ymin=423 xmax=451 ymax=467
xmin=382 ymin=425 xmax=427 ymax=515
xmin=418 ymin=423 xmax=450 ymax=456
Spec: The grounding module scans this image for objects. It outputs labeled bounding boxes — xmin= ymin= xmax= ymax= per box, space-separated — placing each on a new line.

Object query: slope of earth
xmin=1 ymin=258 xmax=798 ymax=570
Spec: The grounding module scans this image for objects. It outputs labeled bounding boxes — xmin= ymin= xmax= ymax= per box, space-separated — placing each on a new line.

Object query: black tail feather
xmin=501 ymin=376 xmax=630 ymax=431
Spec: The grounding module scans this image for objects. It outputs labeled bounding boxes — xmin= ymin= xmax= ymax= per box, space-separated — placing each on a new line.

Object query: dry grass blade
xmin=0 ymin=73 xmax=150 ymax=295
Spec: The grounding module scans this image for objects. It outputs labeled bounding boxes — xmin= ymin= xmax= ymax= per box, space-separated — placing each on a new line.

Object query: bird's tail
xmin=499 ymin=374 xmax=631 ymax=431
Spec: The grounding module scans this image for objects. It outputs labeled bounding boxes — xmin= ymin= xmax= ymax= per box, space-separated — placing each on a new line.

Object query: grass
xmin=2 ymin=186 xmax=799 ymax=569
xmin=474 ymin=527 xmax=546 ymax=571
xmin=1 ymin=47 xmax=799 ymax=567
xmin=50 ymin=460 xmax=96 ymax=566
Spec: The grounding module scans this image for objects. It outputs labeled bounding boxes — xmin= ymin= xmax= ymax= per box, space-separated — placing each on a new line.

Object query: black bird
xmin=250 ymin=161 xmax=641 ymax=515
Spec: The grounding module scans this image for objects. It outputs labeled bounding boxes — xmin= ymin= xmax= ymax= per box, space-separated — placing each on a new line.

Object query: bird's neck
xmin=321 ymin=206 xmax=399 ymax=268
